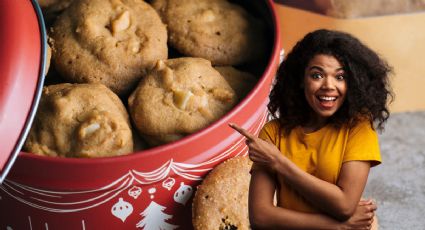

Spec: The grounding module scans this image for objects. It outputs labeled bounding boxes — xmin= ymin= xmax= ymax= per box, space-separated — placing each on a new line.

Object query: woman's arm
xmin=230 ymin=123 xmax=373 ymax=221
xmin=249 ymin=166 xmax=375 ymax=230
xmin=275 ymin=158 xmax=371 ymax=220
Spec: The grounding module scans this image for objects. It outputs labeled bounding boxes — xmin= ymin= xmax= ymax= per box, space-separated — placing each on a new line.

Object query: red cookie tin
xmin=0 ymin=0 xmax=281 ymax=229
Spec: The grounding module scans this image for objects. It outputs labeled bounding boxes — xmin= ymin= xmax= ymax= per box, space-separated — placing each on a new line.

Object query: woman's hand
xmin=340 ymin=199 xmax=377 ymax=229
xmin=229 ymin=123 xmax=283 ymax=171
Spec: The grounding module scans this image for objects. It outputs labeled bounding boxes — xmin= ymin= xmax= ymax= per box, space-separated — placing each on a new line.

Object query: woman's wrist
xmin=273 ymin=155 xmax=306 ymax=185
xmin=272 ymin=153 xmax=289 ymax=175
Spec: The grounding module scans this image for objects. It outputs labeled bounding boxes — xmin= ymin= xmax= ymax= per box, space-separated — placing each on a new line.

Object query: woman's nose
xmin=321 ymin=77 xmax=336 ymax=90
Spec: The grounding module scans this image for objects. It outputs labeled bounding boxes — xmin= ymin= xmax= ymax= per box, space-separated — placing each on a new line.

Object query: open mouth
xmin=316 ymin=95 xmax=338 ymax=109
xmin=317 ymin=96 xmax=337 ymax=102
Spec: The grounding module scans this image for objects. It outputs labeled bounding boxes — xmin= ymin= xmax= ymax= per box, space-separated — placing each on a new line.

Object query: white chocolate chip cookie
xmin=50 ymin=0 xmax=168 ymax=95
xmin=25 ymin=83 xmax=133 ymax=157
xmin=128 ymin=57 xmax=237 ymax=146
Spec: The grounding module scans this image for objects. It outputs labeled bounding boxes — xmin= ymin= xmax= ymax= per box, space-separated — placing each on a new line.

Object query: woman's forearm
xmin=274 ymin=158 xmax=370 ymax=220
xmin=251 ymin=204 xmax=342 ymax=230
xmin=249 ymin=164 xmax=375 ymax=230
xmin=249 ymin=168 xmax=343 ymax=229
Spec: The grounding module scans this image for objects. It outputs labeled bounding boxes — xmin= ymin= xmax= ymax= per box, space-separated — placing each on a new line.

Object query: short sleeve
xmin=258 ymin=120 xmax=280 ymax=144
xmin=251 ymin=120 xmax=280 ymax=173
xmin=343 ymin=121 xmax=381 ymax=167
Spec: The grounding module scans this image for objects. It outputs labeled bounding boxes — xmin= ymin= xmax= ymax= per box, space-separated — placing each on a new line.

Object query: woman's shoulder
xmin=261 ymin=119 xmax=281 ymax=132
xmin=259 ymin=119 xmax=281 ymax=140
xmin=347 ymin=118 xmax=377 ymax=138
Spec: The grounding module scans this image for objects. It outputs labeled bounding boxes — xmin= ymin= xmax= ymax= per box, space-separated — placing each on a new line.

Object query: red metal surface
xmin=0 ymin=0 xmax=281 ymax=229
xmin=0 ymin=1 xmax=42 ymax=180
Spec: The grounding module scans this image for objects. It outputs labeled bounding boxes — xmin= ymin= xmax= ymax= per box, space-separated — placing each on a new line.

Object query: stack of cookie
xmin=28 ymin=0 xmax=269 ymax=157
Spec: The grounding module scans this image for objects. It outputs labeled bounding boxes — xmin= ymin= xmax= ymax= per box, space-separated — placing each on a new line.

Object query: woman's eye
xmin=311 ymin=73 xmax=322 ymax=79
xmin=336 ymin=74 xmax=345 ymax=80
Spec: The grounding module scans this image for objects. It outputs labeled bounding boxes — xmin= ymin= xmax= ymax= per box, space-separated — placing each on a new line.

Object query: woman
xmin=230 ymin=29 xmax=393 ymax=229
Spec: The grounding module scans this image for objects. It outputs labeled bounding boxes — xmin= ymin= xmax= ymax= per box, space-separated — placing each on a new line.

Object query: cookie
xmin=24 ymin=83 xmax=133 ymax=158
xmin=128 ymin=57 xmax=237 ymax=146
xmin=319 ymin=0 xmax=425 ymax=18
xmin=50 ymin=0 xmax=168 ymax=95
xmin=37 ymin=0 xmax=75 ymax=27
xmin=37 ymin=0 xmax=73 ymax=10
xmin=151 ymin=0 xmax=267 ymax=66
xmin=192 ymin=156 xmax=253 ymax=230
xmin=215 ymin=66 xmax=258 ymax=101
xmin=44 ymin=42 xmax=52 ymax=76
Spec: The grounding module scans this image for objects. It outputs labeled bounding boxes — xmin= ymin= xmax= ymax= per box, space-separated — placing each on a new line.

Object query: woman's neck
xmin=303 ymin=116 xmax=328 ymax=133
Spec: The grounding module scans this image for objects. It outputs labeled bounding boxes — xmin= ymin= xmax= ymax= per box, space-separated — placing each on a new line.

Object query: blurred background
xmin=275 ymin=0 xmax=425 ymax=112
xmin=273 ymin=1 xmax=425 ymax=229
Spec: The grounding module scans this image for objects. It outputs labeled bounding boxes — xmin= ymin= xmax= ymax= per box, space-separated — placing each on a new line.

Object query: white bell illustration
xmin=173 ymin=182 xmax=193 ymax=205
xmin=128 ymin=186 xmax=142 ymax=199
xmin=162 ymin=177 xmax=176 ymax=191
xmin=111 ymin=197 xmax=133 ymax=222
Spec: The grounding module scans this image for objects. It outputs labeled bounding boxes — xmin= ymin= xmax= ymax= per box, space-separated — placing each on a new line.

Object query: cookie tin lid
xmin=0 ymin=0 xmax=47 ymax=183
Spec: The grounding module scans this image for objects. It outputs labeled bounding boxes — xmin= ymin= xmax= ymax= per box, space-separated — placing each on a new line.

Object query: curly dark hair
xmin=268 ymin=29 xmax=393 ymax=134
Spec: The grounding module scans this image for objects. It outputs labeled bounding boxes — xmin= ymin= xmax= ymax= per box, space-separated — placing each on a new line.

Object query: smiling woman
xmin=230 ymin=29 xmax=393 ymax=230
xmin=269 ymin=29 xmax=393 ymax=135
xmin=303 ymin=54 xmax=347 ymax=129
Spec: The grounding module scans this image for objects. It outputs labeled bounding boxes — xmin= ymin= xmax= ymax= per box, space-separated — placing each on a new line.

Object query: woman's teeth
xmin=318 ymin=96 xmax=336 ymax=101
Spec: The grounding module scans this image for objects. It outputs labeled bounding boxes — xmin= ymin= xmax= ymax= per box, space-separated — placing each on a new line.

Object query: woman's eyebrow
xmin=307 ymin=66 xmax=344 ymax=72
xmin=307 ymin=66 xmax=324 ymax=71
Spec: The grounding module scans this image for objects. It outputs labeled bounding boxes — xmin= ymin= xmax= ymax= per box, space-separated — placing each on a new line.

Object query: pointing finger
xmin=228 ymin=123 xmax=255 ymax=140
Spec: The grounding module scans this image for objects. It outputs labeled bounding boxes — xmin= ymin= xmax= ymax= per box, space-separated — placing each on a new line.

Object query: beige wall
xmin=274 ymin=4 xmax=425 ymax=112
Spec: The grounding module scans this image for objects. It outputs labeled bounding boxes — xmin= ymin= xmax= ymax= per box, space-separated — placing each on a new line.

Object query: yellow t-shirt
xmin=258 ymin=119 xmax=381 ymax=213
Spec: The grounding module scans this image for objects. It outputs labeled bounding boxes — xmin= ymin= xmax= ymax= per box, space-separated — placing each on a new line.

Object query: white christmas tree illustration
xmin=136 ymin=201 xmax=178 ymax=230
